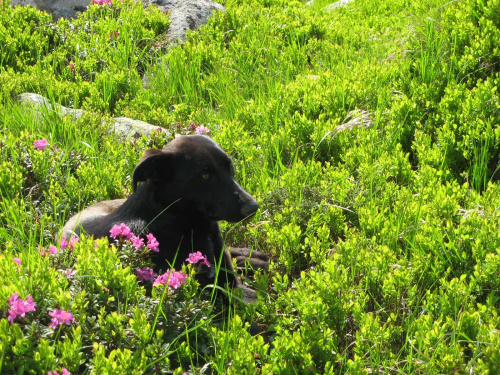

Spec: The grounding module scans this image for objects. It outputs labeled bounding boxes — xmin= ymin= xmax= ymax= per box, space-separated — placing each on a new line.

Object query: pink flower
xmin=136 ymin=267 xmax=156 ymax=282
xmin=39 ymin=245 xmax=57 ymax=257
xmin=7 ymin=293 xmax=37 ymax=323
xmin=194 ymin=125 xmax=210 ymax=135
xmin=34 ymin=139 xmax=50 ymax=150
xmin=68 ymin=236 xmax=79 ymax=250
xmin=59 ymin=237 xmax=68 ymax=249
xmin=188 ymin=122 xmax=197 ymax=131
xmin=62 ymin=268 xmax=76 ymax=278
xmin=47 ymin=368 xmax=70 ymax=375
xmin=13 ymin=257 xmax=21 ymax=265
xmin=186 ymin=251 xmax=210 ymax=267
xmin=68 ymin=62 xmax=75 ymax=71
xmin=146 ymin=233 xmax=160 ymax=252
xmin=130 ymin=236 xmax=144 ymax=249
xmin=110 ymin=223 xmax=134 ymax=239
xmin=59 ymin=236 xmax=78 ymax=251
xmin=153 ymin=270 xmax=188 ymax=290
xmin=49 ymin=309 xmax=76 ymax=329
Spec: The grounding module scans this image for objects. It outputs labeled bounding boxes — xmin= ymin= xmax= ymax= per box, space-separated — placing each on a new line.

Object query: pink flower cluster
xmin=146 ymin=233 xmax=160 ymax=252
xmin=110 ymin=223 xmax=133 ymax=239
xmin=49 ymin=309 xmax=76 ymax=329
xmin=39 ymin=236 xmax=78 ymax=257
xmin=60 ymin=236 xmax=79 ymax=251
xmin=194 ymin=125 xmax=210 ymax=135
xmin=8 ymin=294 xmax=77 ymax=335
xmin=153 ymin=269 xmax=188 ymax=290
xmin=39 ymin=245 xmax=58 ymax=257
xmin=148 ymin=252 xmax=210 ymax=289
xmin=47 ymin=368 xmax=70 ymax=375
xmin=7 ymin=293 xmax=37 ymax=323
xmin=34 ymin=138 xmax=50 ymax=150
xmin=187 ymin=123 xmax=211 ymax=135
xmin=93 ymin=0 xmax=112 ymax=5
xmin=136 ymin=267 xmax=156 ymax=282
xmin=109 ymin=223 xmax=160 ymax=253
xmin=185 ymin=251 xmax=210 ymax=267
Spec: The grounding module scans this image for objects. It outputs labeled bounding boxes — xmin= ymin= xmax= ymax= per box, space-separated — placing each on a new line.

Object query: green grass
xmin=1 ymin=0 xmax=500 ymax=373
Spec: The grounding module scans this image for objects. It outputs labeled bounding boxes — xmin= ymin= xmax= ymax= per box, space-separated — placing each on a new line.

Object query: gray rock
xmin=18 ymin=93 xmax=85 ymax=121
xmin=141 ymin=0 xmax=225 ymax=88
xmin=306 ymin=0 xmax=354 ymax=10
xmin=324 ymin=0 xmax=354 ymax=10
xmin=143 ymin=0 xmax=225 ymax=45
xmin=11 ymin=0 xmax=225 ymax=47
xmin=10 ymin=0 xmax=90 ymax=20
xmin=110 ymin=117 xmax=169 ymax=140
xmin=18 ymin=93 xmax=171 ymax=141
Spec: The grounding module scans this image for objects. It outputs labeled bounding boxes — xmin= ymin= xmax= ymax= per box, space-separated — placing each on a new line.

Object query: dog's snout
xmin=241 ymin=199 xmax=259 ymax=217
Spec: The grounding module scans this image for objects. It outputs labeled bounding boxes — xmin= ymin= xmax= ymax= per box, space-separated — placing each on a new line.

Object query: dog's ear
xmin=132 ymin=149 xmax=174 ymax=191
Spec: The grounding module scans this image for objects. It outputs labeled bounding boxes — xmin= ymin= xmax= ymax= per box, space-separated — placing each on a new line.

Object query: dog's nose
xmin=241 ymin=199 xmax=259 ymax=217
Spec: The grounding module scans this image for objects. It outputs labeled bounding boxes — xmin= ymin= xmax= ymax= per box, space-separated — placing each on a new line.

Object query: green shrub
xmin=2 ymin=0 xmax=500 ymax=373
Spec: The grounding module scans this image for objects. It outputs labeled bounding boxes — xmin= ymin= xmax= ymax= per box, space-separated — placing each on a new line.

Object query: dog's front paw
xmin=230 ymin=247 xmax=269 ymax=276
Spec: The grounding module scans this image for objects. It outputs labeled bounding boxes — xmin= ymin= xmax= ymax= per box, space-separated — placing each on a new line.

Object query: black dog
xmin=63 ymin=135 xmax=268 ymax=293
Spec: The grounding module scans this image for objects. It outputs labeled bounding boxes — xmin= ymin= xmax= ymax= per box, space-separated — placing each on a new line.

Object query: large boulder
xmin=143 ymin=0 xmax=225 ymax=45
xmin=306 ymin=0 xmax=354 ymax=9
xmin=9 ymin=0 xmax=89 ymax=20
xmin=10 ymin=0 xmax=226 ymax=45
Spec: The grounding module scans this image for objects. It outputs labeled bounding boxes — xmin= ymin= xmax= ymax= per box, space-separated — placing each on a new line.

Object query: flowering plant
xmin=33 ymin=138 xmax=50 ymax=150
xmin=49 ymin=309 xmax=76 ymax=330
xmin=7 ymin=293 xmax=37 ymax=323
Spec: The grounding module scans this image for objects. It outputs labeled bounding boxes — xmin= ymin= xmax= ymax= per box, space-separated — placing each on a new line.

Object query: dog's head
xmin=132 ymin=135 xmax=259 ymax=222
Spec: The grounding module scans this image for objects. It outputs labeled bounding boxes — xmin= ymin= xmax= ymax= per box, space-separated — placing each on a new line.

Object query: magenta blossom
xmin=186 ymin=251 xmax=210 ymax=267
xmin=34 ymin=138 xmax=50 ymax=150
xmin=60 ymin=236 xmax=78 ymax=250
xmin=59 ymin=237 xmax=68 ymax=249
xmin=39 ymin=246 xmax=56 ymax=257
xmin=61 ymin=268 xmax=76 ymax=278
xmin=7 ymin=293 xmax=37 ymax=323
xmin=13 ymin=257 xmax=21 ymax=265
xmin=153 ymin=270 xmax=188 ymax=290
xmin=49 ymin=309 xmax=76 ymax=329
xmin=68 ymin=236 xmax=79 ymax=250
xmin=136 ymin=267 xmax=156 ymax=282
xmin=131 ymin=236 xmax=144 ymax=249
xmin=194 ymin=125 xmax=210 ymax=135
xmin=146 ymin=233 xmax=160 ymax=252
xmin=110 ymin=223 xmax=134 ymax=240
xmin=47 ymin=368 xmax=70 ymax=375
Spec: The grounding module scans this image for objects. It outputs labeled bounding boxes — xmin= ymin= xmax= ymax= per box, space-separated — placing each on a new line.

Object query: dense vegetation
xmin=1 ymin=0 xmax=500 ymax=373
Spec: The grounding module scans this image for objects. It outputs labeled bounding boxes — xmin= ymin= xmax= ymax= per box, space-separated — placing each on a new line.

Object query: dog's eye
xmin=202 ymin=173 xmax=210 ymax=179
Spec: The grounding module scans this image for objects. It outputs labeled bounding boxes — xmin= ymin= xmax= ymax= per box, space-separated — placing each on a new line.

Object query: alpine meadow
xmin=1 ymin=0 xmax=500 ymax=373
